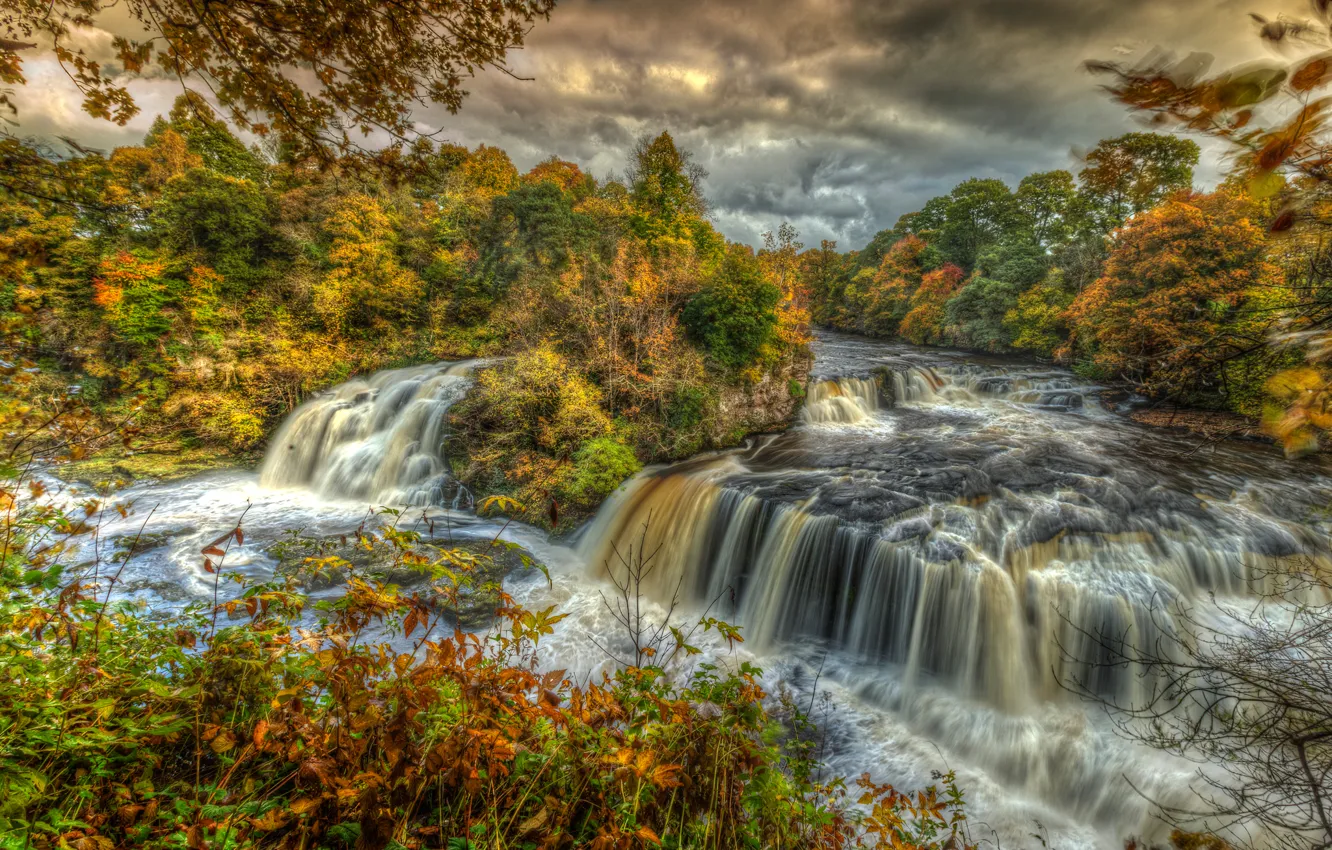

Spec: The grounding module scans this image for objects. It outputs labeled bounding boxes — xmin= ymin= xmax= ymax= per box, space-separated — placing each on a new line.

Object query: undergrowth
xmin=0 ymin=477 xmax=974 ymax=850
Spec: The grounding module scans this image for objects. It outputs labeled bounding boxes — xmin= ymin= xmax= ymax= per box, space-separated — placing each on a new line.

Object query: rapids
xmin=66 ymin=332 xmax=1332 ymax=849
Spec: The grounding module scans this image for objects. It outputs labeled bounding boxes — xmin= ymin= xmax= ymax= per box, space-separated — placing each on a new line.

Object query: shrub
xmin=562 ymin=436 xmax=642 ymax=509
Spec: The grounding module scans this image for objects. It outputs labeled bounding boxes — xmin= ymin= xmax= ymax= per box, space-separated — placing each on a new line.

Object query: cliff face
xmin=708 ymin=354 xmax=812 ymax=447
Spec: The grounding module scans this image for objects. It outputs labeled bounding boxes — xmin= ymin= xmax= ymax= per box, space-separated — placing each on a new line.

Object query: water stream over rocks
xmin=69 ymin=332 xmax=1332 ymax=848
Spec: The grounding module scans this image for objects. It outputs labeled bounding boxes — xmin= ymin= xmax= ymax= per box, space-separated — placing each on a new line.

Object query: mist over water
xmin=78 ymin=331 xmax=1332 ymax=849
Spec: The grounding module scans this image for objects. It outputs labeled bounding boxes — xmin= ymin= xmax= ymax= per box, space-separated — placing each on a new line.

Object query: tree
xmin=1065 ymin=189 xmax=1278 ymax=401
xmin=936 ymin=178 xmax=1019 ymax=269
xmin=1004 ymin=270 xmax=1076 ymax=359
xmin=760 ymin=221 xmax=804 ymax=306
xmin=1014 ymin=170 xmax=1078 ymax=247
xmin=2 ymin=0 xmax=555 ymax=162
xmin=92 ymin=250 xmax=173 ymax=348
xmin=945 ymin=242 xmax=1049 ymax=351
xmin=1088 ymin=10 xmax=1332 ymax=453
xmin=800 ymin=240 xmax=849 ymax=324
xmin=1077 ymin=132 xmax=1199 ymax=233
xmin=861 ymin=234 xmax=938 ymax=337
xmin=855 ymin=227 xmax=903 ymax=272
xmin=150 ymin=168 xmax=280 ymax=293
xmin=312 ymin=194 xmax=424 ymax=334
xmin=683 ymin=245 xmax=780 ymax=369
xmin=899 ymin=264 xmax=966 ymax=346
xmin=627 ymin=132 xmax=709 ymax=245
xmin=148 ymin=93 xmax=266 ymax=181
xmin=895 ymin=196 xmax=951 ymax=241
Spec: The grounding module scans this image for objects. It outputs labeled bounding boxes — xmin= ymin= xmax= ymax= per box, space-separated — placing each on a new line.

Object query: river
xmin=73 ymin=330 xmax=1332 ymax=848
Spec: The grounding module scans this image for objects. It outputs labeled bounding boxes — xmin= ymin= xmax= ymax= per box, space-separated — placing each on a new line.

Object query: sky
xmin=8 ymin=0 xmax=1314 ymax=249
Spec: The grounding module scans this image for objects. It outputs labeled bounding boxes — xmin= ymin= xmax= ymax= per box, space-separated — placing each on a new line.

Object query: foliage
xmin=683 ymin=244 xmax=782 ymax=370
xmin=944 ymin=242 xmax=1050 ymax=351
xmin=1004 ymin=270 xmax=1076 ymax=359
xmin=313 ymin=194 xmax=424 ymax=334
xmin=1075 ymin=132 xmax=1200 ymax=233
xmin=1014 ymin=170 xmax=1079 ymax=247
xmin=3 ymin=0 xmax=555 ymax=163
xmin=627 ymin=132 xmax=709 ymax=245
xmin=0 ymin=475 xmax=976 ymax=850
xmin=799 ymin=122 xmax=1324 ymax=440
xmin=0 ymin=111 xmax=806 ymax=518
xmin=1064 ymin=190 xmax=1279 ymax=401
xmin=563 ymin=437 xmax=643 ymax=510
xmin=1087 ymin=8 xmax=1332 ymax=452
xmin=899 ymin=264 xmax=967 ymax=346
xmin=935 ymin=178 xmax=1019 ymax=269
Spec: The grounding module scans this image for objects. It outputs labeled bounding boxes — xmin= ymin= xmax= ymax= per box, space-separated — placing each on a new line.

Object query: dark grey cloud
xmin=11 ymin=0 xmax=1306 ymax=248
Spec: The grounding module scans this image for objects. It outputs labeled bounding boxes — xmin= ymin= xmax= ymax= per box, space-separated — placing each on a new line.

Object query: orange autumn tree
xmin=899 ymin=263 xmax=966 ymax=345
xmin=1064 ymin=189 xmax=1279 ymax=400
xmin=860 ymin=235 xmax=937 ymax=337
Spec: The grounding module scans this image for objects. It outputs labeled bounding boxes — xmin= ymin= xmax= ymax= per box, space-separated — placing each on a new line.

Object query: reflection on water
xmin=65 ymin=331 xmax=1332 ymax=849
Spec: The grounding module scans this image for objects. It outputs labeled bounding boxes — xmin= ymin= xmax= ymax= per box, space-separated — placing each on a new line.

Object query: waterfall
xmin=259 ymin=361 xmax=476 ymax=507
xmin=801 ymin=377 xmax=882 ymax=425
xmin=579 ymin=350 xmax=1330 ymax=714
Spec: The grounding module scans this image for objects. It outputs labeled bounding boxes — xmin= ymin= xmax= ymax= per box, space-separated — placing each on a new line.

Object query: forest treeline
xmin=801 ymin=130 xmax=1332 ymax=446
xmin=1 ymin=96 xmax=808 ymax=522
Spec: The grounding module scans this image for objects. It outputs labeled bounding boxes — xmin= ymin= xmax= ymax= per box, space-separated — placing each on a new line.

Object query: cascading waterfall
xmin=801 ymin=377 xmax=882 ymax=425
xmin=259 ymin=360 xmax=477 ymax=507
xmin=582 ymin=350 xmax=1331 ymax=715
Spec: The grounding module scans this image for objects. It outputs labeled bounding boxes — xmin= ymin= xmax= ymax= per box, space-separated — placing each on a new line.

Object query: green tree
xmin=150 ymin=168 xmax=280 ymax=294
xmin=627 ymin=132 xmax=708 ymax=244
xmin=945 ymin=242 xmax=1049 ymax=351
xmin=683 ymin=244 xmax=780 ymax=369
xmin=1014 ymin=170 xmax=1078 ymax=247
xmin=936 ymin=178 xmax=1019 ymax=269
xmin=1077 ymin=132 xmax=1200 ymax=233
xmin=148 ymin=93 xmax=266 ymax=181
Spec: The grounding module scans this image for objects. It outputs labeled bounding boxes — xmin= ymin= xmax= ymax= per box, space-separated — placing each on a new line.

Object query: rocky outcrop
xmin=269 ymin=535 xmax=541 ymax=630
xmin=709 ymin=355 xmax=812 ymax=446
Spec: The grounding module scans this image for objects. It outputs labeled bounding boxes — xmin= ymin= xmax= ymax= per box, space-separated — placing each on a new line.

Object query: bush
xmin=562 ymin=436 xmax=642 ymax=508
xmin=0 ymin=484 xmax=978 ymax=850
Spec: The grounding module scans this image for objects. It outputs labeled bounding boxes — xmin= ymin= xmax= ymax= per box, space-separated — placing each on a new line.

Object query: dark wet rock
xmin=883 ymin=516 xmax=934 ymax=543
xmin=111 ymin=527 xmax=197 ymax=558
xmin=923 ymin=535 xmax=967 ymax=563
xmin=269 ymin=535 xmax=540 ymax=630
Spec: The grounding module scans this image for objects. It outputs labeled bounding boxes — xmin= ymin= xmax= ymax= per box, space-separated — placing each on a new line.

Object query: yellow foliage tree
xmin=312 ymin=194 xmax=424 ymax=334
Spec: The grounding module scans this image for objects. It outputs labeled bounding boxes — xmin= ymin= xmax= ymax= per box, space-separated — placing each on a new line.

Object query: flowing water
xmin=63 ymin=333 xmax=1332 ymax=848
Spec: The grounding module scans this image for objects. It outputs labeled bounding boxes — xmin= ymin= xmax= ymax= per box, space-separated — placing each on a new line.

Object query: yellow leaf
xmin=289 ymin=796 xmax=322 ymax=815
xmin=209 ymin=730 xmax=237 ymax=754
xmin=251 ymin=809 xmax=289 ymax=831
xmin=518 ymin=807 xmax=548 ymax=834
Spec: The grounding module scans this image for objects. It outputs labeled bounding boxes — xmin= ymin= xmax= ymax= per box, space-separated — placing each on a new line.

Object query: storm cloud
xmin=9 ymin=0 xmax=1309 ymax=248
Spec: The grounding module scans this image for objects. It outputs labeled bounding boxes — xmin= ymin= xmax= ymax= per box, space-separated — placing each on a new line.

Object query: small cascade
xmin=889 ymin=363 xmax=1088 ymax=410
xmin=801 ymin=377 xmax=881 ymax=425
xmin=259 ymin=361 xmax=476 ymax=507
xmin=889 ymin=367 xmax=944 ymax=404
